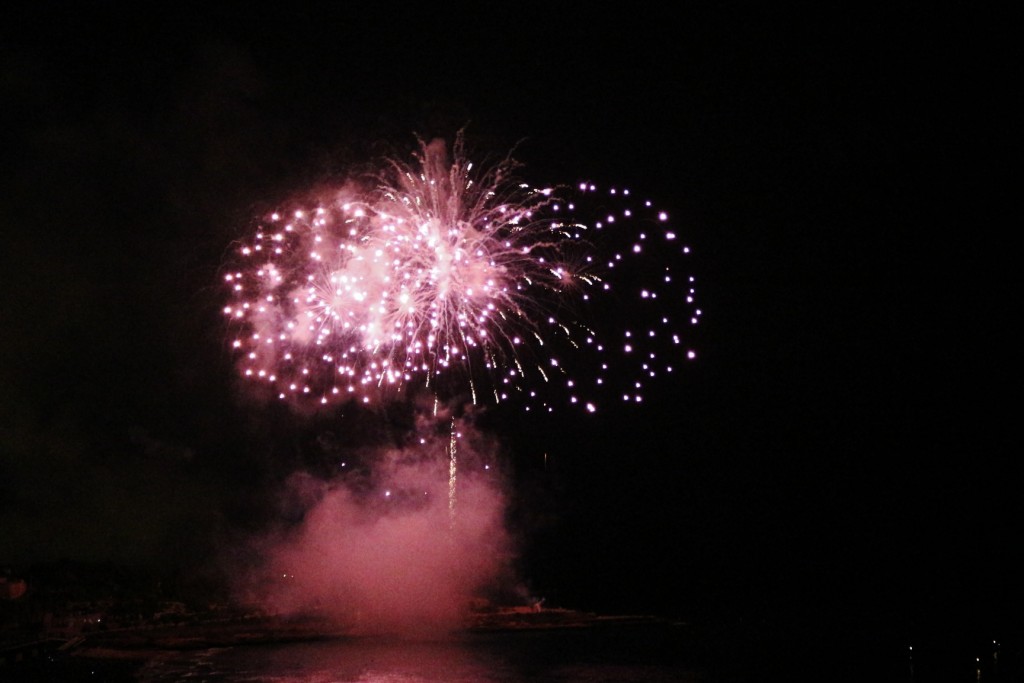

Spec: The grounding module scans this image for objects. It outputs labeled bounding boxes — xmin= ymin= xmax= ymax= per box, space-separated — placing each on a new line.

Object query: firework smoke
xmin=232 ymin=408 xmax=516 ymax=637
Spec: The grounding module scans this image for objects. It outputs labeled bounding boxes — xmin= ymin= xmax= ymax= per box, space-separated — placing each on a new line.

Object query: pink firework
xmin=222 ymin=135 xmax=700 ymax=413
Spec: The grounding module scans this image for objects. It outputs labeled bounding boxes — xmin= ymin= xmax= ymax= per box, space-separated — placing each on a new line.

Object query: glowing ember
xmin=223 ymin=134 xmax=700 ymax=412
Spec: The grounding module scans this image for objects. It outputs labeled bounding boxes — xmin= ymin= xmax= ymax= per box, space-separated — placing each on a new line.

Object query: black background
xmin=2 ymin=1 xmax=1016 ymax=668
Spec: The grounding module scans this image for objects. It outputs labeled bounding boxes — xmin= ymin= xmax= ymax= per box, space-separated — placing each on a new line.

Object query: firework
xmin=222 ymin=134 xmax=700 ymax=413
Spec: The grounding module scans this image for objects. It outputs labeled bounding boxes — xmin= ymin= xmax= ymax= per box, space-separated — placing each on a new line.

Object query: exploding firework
xmin=222 ymin=133 xmax=700 ymax=414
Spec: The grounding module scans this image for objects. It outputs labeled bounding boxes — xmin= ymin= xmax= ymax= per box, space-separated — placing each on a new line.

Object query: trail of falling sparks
xmin=448 ymin=417 xmax=458 ymax=531
xmin=223 ymin=134 xmax=700 ymax=413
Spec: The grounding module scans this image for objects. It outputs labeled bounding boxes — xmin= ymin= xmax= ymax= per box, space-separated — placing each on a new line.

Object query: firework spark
xmin=223 ymin=134 xmax=700 ymax=413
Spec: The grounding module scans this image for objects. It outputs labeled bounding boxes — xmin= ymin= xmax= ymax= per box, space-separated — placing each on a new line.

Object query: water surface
xmin=136 ymin=622 xmax=701 ymax=682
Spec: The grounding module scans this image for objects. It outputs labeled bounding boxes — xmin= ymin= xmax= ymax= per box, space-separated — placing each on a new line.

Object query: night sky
xmin=2 ymin=2 xmax=1015 ymax=648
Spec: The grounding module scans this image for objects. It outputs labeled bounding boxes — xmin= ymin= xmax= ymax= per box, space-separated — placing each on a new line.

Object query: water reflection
xmin=137 ymin=625 xmax=701 ymax=683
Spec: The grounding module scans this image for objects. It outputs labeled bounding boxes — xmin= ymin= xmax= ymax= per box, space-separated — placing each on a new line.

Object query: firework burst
xmin=222 ymin=134 xmax=700 ymax=413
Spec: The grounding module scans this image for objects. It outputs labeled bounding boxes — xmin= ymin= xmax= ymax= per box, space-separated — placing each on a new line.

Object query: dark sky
xmin=1 ymin=3 xmax=1015 ymax=639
